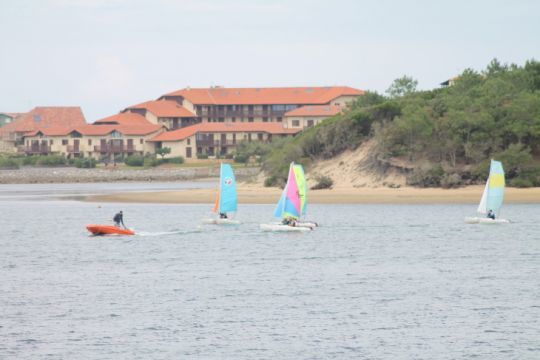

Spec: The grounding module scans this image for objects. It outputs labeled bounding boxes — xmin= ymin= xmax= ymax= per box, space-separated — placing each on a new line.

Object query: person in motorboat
xmin=113 ymin=210 xmax=126 ymax=229
xmin=219 ymin=212 xmax=228 ymax=219
xmin=487 ymin=209 xmax=496 ymax=220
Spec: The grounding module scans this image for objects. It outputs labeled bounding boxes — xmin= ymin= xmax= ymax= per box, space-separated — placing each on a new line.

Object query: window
xmin=88 ymin=139 xmax=92 ymax=146
xmin=62 ymin=139 xmax=68 ymax=145
xmin=187 ymin=138 xmax=191 ymax=145
xmin=277 ymin=117 xmax=282 ymax=122
xmin=263 ymin=117 xmax=268 ymax=122
xmin=307 ymin=120 xmax=315 ymax=127
xmin=140 ymin=139 xmax=144 ymax=144
xmin=110 ymin=131 xmax=122 ymax=138
xmin=231 ymin=117 xmax=236 ymax=122
xmin=50 ymin=139 xmax=53 ymax=145
xmin=248 ymin=117 xmax=254 ymax=122
xmin=271 ymin=105 xmax=286 ymax=111
xmin=218 ymin=117 xmax=224 ymax=122
xmin=292 ymin=120 xmax=300 ymax=127
xmin=257 ymin=133 xmax=263 ymax=141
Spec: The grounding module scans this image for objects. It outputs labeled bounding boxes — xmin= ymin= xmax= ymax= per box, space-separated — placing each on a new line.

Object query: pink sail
xmin=286 ymin=165 xmax=301 ymax=214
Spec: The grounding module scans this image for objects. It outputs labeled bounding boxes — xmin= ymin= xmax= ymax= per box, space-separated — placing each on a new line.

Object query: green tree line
xmin=260 ymin=59 xmax=540 ymax=188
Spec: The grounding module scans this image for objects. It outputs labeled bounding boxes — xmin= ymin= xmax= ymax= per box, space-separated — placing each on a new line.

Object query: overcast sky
xmin=1 ymin=0 xmax=539 ymax=121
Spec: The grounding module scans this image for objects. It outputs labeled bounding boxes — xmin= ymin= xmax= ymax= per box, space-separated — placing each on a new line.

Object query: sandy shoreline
xmin=84 ymin=185 xmax=540 ymax=204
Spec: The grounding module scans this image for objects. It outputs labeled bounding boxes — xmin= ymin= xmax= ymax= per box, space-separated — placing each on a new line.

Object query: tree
xmin=386 ymin=76 xmax=418 ymax=98
xmin=156 ymin=147 xmax=171 ymax=159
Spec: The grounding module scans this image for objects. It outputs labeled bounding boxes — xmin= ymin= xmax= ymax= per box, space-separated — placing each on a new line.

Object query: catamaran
xmin=260 ymin=162 xmax=316 ymax=232
xmin=465 ymin=159 xmax=510 ymax=224
xmin=202 ymin=163 xmax=241 ymax=225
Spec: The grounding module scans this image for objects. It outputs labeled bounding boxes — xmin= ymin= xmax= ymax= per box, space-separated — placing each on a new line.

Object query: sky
xmin=1 ymin=0 xmax=539 ymax=122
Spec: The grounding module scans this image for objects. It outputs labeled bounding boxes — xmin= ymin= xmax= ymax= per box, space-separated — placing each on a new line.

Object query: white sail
xmin=477 ymin=178 xmax=489 ymax=214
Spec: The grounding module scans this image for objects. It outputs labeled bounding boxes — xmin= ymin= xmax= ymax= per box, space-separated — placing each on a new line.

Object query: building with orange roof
xmin=0 ymin=107 xmax=86 ymax=153
xmin=283 ymin=105 xmax=343 ymax=129
xmin=148 ymin=122 xmax=300 ymax=159
xmin=158 ymin=86 xmax=363 ymax=124
xmin=22 ymin=121 xmax=164 ymax=159
xmin=122 ymin=100 xmax=198 ymax=130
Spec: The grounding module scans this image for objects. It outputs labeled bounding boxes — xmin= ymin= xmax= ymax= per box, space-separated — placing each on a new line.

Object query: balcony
xmin=25 ymin=145 xmax=51 ymax=154
xmin=93 ymin=145 xmax=135 ymax=153
xmin=197 ymin=110 xmax=286 ymax=118
xmin=196 ymin=139 xmax=238 ymax=147
xmin=66 ymin=145 xmax=81 ymax=153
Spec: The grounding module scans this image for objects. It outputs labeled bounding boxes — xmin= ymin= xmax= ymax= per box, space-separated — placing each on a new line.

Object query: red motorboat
xmin=86 ymin=224 xmax=135 ymax=236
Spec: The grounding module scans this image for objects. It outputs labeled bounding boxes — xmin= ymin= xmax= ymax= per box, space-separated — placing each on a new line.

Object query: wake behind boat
xmin=465 ymin=159 xmax=509 ymax=224
xmin=201 ymin=163 xmax=241 ymax=225
xmin=86 ymin=224 xmax=135 ymax=236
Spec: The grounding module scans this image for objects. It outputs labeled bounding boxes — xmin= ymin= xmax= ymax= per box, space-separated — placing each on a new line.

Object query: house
xmin=0 ymin=107 xmax=86 ymax=153
xmin=158 ymin=86 xmax=363 ymax=123
xmin=283 ymin=105 xmax=343 ymax=129
xmin=22 ymin=120 xmax=164 ymax=159
xmin=148 ymin=122 xmax=301 ymax=159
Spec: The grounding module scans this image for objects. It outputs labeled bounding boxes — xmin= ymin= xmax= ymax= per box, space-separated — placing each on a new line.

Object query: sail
xmin=293 ymin=164 xmax=307 ymax=215
xmin=486 ymin=160 xmax=505 ymax=215
xmin=477 ymin=159 xmax=505 ymax=215
xmin=217 ymin=163 xmax=237 ymax=214
xmin=273 ymin=162 xmax=302 ymax=219
xmin=477 ymin=179 xmax=489 ymax=214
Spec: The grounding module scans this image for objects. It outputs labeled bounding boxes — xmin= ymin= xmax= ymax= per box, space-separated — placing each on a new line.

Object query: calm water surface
xmin=0 ymin=184 xmax=539 ymax=359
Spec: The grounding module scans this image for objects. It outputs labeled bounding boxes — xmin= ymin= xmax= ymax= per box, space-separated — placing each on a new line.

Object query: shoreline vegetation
xmin=84 ymin=185 xmax=540 ymax=204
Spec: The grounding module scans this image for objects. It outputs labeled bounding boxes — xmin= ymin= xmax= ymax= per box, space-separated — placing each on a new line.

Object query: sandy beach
xmin=84 ymin=185 xmax=540 ymax=204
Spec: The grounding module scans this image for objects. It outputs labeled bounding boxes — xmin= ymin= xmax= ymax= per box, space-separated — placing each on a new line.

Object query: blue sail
xmin=273 ymin=189 xmax=286 ymax=218
xmin=219 ymin=163 xmax=237 ymax=213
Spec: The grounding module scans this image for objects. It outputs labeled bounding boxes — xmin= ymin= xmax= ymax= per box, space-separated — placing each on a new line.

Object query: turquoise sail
xmin=273 ymin=189 xmax=286 ymax=218
xmin=486 ymin=159 xmax=505 ymax=215
xmin=219 ymin=163 xmax=237 ymax=213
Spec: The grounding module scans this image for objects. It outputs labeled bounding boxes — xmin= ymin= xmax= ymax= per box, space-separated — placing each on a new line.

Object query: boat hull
xmin=86 ymin=224 xmax=135 ymax=235
xmin=201 ymin=218 xmax=241 ymax=225
xmin=464 ymin=217 xmax=510 ymax=224
xmin=260 ymin=223 xmax=312 ymax=232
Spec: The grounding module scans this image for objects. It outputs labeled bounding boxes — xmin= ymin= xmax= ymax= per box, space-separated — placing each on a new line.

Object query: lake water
xmin=1 ymin=183 xmax=539 ymax=359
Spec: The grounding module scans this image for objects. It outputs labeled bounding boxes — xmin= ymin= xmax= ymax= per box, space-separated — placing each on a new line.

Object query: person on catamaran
xmin=219 ymin=212 xmax=228 ymax=219
xmin=282 ymin=216 xmax=297 ymax=226
xmin=114 ymin=211 xmax=126 ymax=228
xmin=487 ymin=209 xmax=496 ymax=220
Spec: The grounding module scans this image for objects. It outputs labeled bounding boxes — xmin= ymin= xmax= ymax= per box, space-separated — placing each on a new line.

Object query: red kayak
xmin=86 ymin=224 xmax=135 ymax=236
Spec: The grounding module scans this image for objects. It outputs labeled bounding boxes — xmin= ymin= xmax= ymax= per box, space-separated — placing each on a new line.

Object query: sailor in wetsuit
xmin=487 ymin=209 xmax=496 ymax=220
xmin=219 ymin=212 xmax=228 ymax=219
xmin=114 ymin=210 xmax=126 ymax=228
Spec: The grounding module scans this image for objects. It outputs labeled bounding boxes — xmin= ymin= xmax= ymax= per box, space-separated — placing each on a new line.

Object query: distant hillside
xmin=261 ymin=59 xmax=540 ymax=188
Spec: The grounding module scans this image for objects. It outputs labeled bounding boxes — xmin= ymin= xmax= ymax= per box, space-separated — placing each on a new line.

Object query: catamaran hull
xmin=296 ymin=221 xmax=319 ymax=228
xmin=86 ymin=224 xmax=135 ymax=235
xmin=464 ymin=217 xmax=510 ymax=224
xmin=260 ymin=223 xmax=312 ymax=232
xmin=201 ymin=218 xmax=241 ymax=225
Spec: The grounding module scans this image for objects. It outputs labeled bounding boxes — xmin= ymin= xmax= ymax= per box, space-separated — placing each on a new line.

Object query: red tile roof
xmin=150 ymin=122 xmax=300 ymax=142
xmin=94 ymin=112 xmax=150 ymax=125
xmin=0 ymin=107 xmax=86 ymax=137
xmin=163 ymin=86 xmax=364 ymax=105
xmin=284 ymin=105 xmax=343 ymax=117
xmin=126 ymin=100 xmax=195 ymax=118
xmin=26 ymin=123 xmax=163 ymax=137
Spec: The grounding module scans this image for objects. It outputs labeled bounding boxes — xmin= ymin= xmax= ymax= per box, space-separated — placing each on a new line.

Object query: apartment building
xmin=283 ymin=105 xmax=343 ymax=129
xmin=158 ymin=86 xmax=363 ymax=123
xmin=23 ymin=121 xmax=163 ymax=159
xmin=149 ymin=122 xmax=300 ymax=159
xmin=0 ymin=107 xmax=86 ymax=153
